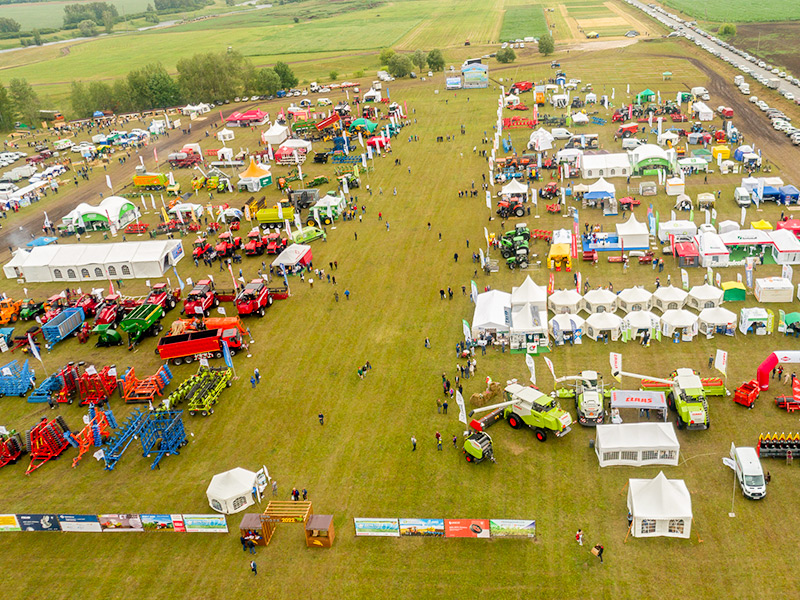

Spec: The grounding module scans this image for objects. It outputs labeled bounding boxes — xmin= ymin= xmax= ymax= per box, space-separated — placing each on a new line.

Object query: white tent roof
xmin=510 ymin=304 xmax=547 ymax=334
xmin=472 ymin=290 xmax=511 ymax=333
xmin=280 ymin=138 xmax=312 ymax=151
xmin=741 ymin=307 xmax=769 ymax=321
xmin=653 ymin=285 xmax=688 ymax=307
xmin=585 ymin=312 xmax=622 ymax=330
xmin=511 ymin=275 xmax=546 ymax=307
xmin=698 ymin=306 xmax=737 ymax=326
xmin=581 ymin=153 xmax=630 ymax=173
xmin=718 ymin=220 xmax=739 ymax=234
xmin=271 ymin=244 xmax=311 ymax=268
xmin=572 ymin=112 xmax=589 ymax=123
xmin=628 ymin=471 xmax=692 ymax=520
xmin=587 ymin=177 xmax=615 ymax=195
xmin=696 ymin=232 xmax=728 ymax=255
xmin=549 ymin=313 xmax=585 ymax=331
xmin=622 ymin=310 xmax=659 ymax=330
xmin=500 ymin=179 xmax=528 ymax=196
xmin=630 ymin=143 xmax=668 ymax=164
xmin=548 ymin=289 xmax=584 ymax=313
xmin=262 ymin=123 xmax=289 ymax=145
xmin=688 ymin=284 xmax=723 ymax=303
xmin=528 ymin=127 xmax=554 ymax=151
xmin=618 ymin=286 xmax=652 ymax=304
xmin=207 ymin=467 xmax=256 ymax=498
xmin=597 ymin=423 xmax=679 ymax=451
xmin=661 ymin=309 xmax=698 ymax=329
xmin=616 ymin=214 xmax=648 ymax=237
xmin=583 ymin=288 xmax=618 ymax=312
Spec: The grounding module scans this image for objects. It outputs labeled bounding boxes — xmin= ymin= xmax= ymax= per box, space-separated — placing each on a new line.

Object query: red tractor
xmin=183 ymin=280 xmax=220 ymax=317
xmin=539 ymin=182 xmax=560 ymax=200
xmin=72 ymin=293 xmax=102 ymax=318
xmin=94 ymin=294 xmax=143 ymax=326
xmin=265 ymin=232 xmax=289 ymax=255
xmin=497 ymin=199 xmax=526 ymax=218
xmin=214 ymin=232 xmax=242 ymax=258
xmin=244 ymin=228 xmax=266 ymax=256
xmin=235 ymin=280 xmax=274 ymax=317
xmin=616 ymin=123 xmax=639 ymax=138
xmin=41 ymin=294 xmax=68 ymax=323
xmin=192 ymin=237 xmax=213 ymax=260
xmin=611 ymin=111 xmax=627 ymax=123
xmin=510 ymin=81 xmax=533 ymax=94
xmin=145 ymin=283 xmax=181 ymax=312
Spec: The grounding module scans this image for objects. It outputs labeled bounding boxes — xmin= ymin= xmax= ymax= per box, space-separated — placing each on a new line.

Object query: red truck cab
xmin=145 ymin=283 xmax=180 ymax=311
xmin=265 ymin=232 xmax=288 ymax=254
xmin=94 ymin=294 xmax=122 ymax=325
xmin=192 ymin=237 xmax=212 ymax=259
xmin=235 ymin=280 xmax=273 ymax=317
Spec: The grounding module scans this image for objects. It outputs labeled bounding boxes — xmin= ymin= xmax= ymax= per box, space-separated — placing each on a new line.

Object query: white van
xmin=731 ymin=445 xmax=766 ymax=500
xmin=551 ymin=128 xmax=573 ymax=140
xmin=739 ymin=83 xmax=750 ymax=95
xmin=622 ymin=138 xmax=645 ymax=149
xmin=734 ymin=75 xmax=744 ymax=86
xmin=734 ymin=187 xmax=751 ymax=207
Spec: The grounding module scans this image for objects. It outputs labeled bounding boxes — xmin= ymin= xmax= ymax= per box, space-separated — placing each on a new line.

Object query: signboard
xmin=182 ymin=514 xmax=228 ymax=533
xmin=353 ymin=518 xmax=400 ymax=537
xmin=609 ymin=352 xmax=622 ymax=381
xmin=262 ymin=515 xmax=304 ymax=524
xmin=57 ymin=514 xmax=103 ymax=532
xmin=99 ymin=514 xmax=144 ymax=532
xmin=489 ymin=519 xmax=536 ymax=538
xmin=0 ymin=514 xmax=20 ymax=532
xmin=399 ymin=518 xmax=445 ymax=537
xmin=140 ymin=514 xmax=175 ymax=531
xmin=610 ymin=390 xmax=666 ymax=410
xmin=17 ymin=514 xmax=61 ymax=531
xmin=444 ymin=519 xmax=490 ymax=538
xmin=171 ymin=514 xmax=186 ymax=532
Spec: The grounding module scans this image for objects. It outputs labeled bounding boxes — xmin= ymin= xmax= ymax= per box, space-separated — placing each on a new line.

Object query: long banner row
xmin=0 ymin=513 xmax=228 ymax=533
xmin=354 ymin=518 xmax=536 ymax=538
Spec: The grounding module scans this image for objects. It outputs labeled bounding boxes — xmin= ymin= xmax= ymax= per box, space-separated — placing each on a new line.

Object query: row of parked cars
xmin=0 ymin=151 xmax=27 ymax=169
xmin=748 ymin=97 xmax=800 ymax=145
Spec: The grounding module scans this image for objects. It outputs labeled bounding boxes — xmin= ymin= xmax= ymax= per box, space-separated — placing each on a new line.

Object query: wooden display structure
xmin=240 ymin=513 xmax=266 ymax=546
xmin=259 ymin=501 xmax=313 ymax=546
xmin=305 ymin=514 xmax=335 ymax=548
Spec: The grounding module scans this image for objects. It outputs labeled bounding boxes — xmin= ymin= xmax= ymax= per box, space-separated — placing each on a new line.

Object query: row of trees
xmin=0 ymin=78 xmax=41 ymax=130
xmin=379 ymin=48 xmax=445 ymax=78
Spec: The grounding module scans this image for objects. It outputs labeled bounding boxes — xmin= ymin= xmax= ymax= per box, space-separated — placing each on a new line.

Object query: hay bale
xmin=470 ymin=381 xmax=503 ymax=407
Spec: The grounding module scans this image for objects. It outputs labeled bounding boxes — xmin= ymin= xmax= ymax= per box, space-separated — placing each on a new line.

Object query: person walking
xmin=254 ymin=368 xmax=260 ymax=384
xmin=250 ymin=560 xmax=258 ymax=575
xmin=345 ymin=289 xmax=350 ymax=300
xmin=437 ymin=436 xmax=442 ymax=451
xmin=425 ymin=337 xmax=431 ymax=348
xmin=452 ymin=435 xmax=457 ymax=448
xmin=318 ymin=413 xmax=324 ymax=425
xmin=443 ymin=399 xmax=448 ymax=414
xmin=411 ymin=436 xmax=417 ymax=451
xmin=247 ymin=539 xmax=256 ymax=554
xmin=708 ymin=355 xmax=714 ymax=368
xmin=454 ymin=253 xmax=459 ymax=263
xmin=576 ymin=529 xmax=584 ymax=546
xmin=594 ymin=544 xmax=604 ymax=564
xmin=436 ymin=397 xmax=442 ymax=413
xmin=250 ymin=376 xmax=257 ymax=389
xmin=272 ymin=480 xmax=278 ymax=496
xmin=302 ymin=488 xmax=307 ymax=500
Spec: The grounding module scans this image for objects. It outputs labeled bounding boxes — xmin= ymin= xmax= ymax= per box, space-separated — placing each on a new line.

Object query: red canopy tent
xmin=777 ymin=219 xmax=800 ymax=239
xmin=226 ymin=109 xmax=269 ymax=126
xmin=674 ymin=241 xmax=699 ymax=268
xmin=366 ymin=135 xmax=391 ymax=148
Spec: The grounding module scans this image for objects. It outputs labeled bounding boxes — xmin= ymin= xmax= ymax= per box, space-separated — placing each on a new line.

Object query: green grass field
xmin=0 ymin=0 xmax=153 ymax=30
xmin=499 ymin=5 xmax=549 ymax=41
xmin=661 ymin=0 xmax=800 ymax=23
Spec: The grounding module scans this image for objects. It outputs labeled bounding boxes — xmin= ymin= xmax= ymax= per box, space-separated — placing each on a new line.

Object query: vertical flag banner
xmin=610 ymin=352 xmax=622 ymax=381
xmin=543 ymin=356 xmax=555 ymax=381
xmin=462 ymin=319 xmax=472 ymax=343
xmin=714 ymin=350 xmax=728 ymax=376
xmin=471 ymin=280 xmax=478 ymax=304
xmin=525 ymin=353 xmax=536 ymax=384
xmin=455 ymin=391 xmax=467 ymax=425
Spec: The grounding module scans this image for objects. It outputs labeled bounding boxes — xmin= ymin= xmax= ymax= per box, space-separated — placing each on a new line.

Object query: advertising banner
xmin=0 ymin=514 xmax=20 ymax=532
xmin=99 ymin=514 xmax=144 ymax=532
xmin=17 ymin=514 xmax=61 ymax=532
xmin=399 ymin=518 xmax=445 ymax=537
xmin=171 ymin=514 xmax=186 ymax=532
xmin=182 ymin=514 xmax=228 ymax=533
xmin=489 ymin=519 xmax=536 ymax=538
xmin=444 ymin=519 xmax=490 ymax=538
xmin=609 ymin=352 xmax=622 ymax=381
xmin=141 ymin=514 xmax=175 ymax=531
xmin=353 ymin=518 xmax=400 ymax=537
xmin=57 ymin=514 xmax=103 ymax=532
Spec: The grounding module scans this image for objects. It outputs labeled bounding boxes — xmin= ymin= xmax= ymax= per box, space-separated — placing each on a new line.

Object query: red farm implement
xmin=25 ymin=416 xmax=71 ymax=475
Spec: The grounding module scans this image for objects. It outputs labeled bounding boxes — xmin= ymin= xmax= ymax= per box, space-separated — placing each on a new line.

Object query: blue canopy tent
xmin=26 ymin=236 xmax=57 ymax=247
xmin=92 ymin=111 xmax=105 ymax=118
xmin=585 ymin=191 xmax=613 ymax=200
xmin=779 ymin=185 xmax=799 ymax=205
xmin=760 ymin=186 xmax=780 ymax=201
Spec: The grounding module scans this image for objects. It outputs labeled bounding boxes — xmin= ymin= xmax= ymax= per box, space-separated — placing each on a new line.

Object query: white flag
xmin=485 ymin=192 xmax=491 ymax=209
xmin=277 ymin=203 xmax=283 ymax=220
xmin=714 ymin=350 xmax=727 ymax=376
xmin=342 ymin=177 xmax=349 ymax=195
xmin=361 ymin=154 xmax=367 ymax=168
xmin=358 ymin=131 xmax=364 ymax=147
xmin=609 ymin=352 xmax=622 ymax=382
xmin=456 ymin=391 xmax=467 ymax=425
xmin=105 ymin=175 xmax=112 ymax=190
xmin=543 ymin=356 xmax=555 ymax=380
xmin=150 ymin=194 xmax=156 ymax=210
xmin=28 ymin=334 xmax=43 ymax=364
xmin=525 ymin=353 xmax=536 ymax=384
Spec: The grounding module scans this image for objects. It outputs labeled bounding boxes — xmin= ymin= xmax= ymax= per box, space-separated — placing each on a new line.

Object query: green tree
xmin=177 ymin=50 xmax=252 ymax=101
xmin=411 ymin=49 xmax=427 ymax=71
xmin=103 ymin=10 xmax=114 ymax=33
xmin=32 ymin=29 xmax=42 ymax=46
xmin=64 ymin=2 xmax=118 ymax=27
xmin=273 ymin=61 xmax=298 ymax=88
xmin=70 ymin=81 xmax=93 ymax=118
xmin=78 ymin=19 xmax=97 ymax=37
xmin=0 ymin=17 xmax=21 ymax=33
xmin=718 ymin=23 xmax=737 ymax=37
xmin=537 ymin=34 xmax=554 ymax=56
xmin=111 ymin=79 xmax=133 ymax=113
xmin=387 ymin=54 xmax=413 ymax=78
xmin=293 ymin=16 xmax=299 ymax=23
xmin=8 ymin=78 xmax=39 ymax=126
xmin=378 ymin=47 xmax=395 ymax=66
xmin=426 ymin=49 xmax=444 ymax=71
xmin=329 ymin=70 xmax=338 ymax=81
xmin=253 ymin=67 xmax=281 ymax=96
xmin=144 ymin=4 xmax=160 ymax=23
xmin=87 ymin=81 xmax=114 ymax=112
xmin=128 ymin=63 xmax=181 ymax=110
xmin=496 ymin=47 xmax=517 ymax=63
xmin=0 ymin=83 xmax=15 ymax=131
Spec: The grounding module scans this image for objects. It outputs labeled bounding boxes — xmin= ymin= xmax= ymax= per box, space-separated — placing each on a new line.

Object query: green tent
xmin=635 ymin=88 xmax=655 ymax=104
xmin=785 ymin=312 xmax=800 ymax=327
xmin=721 ymin=281 xmax=746 ymax=302
xmin=349 ymin=118 xmax=378 ymax=133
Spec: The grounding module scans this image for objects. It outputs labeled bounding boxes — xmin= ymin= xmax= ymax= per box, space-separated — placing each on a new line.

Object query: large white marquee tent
xmin=627 ymin=471 xmax=693 ymax=539
xmin=595 ymin=422 xmax=679 ymax=467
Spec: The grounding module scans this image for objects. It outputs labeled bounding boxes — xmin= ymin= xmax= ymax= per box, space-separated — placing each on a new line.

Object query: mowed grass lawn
xmin=661 ymin=0 xmax=800 ymax=22
xmin=499 ymin=3 xmax=549 ymax=41
xmin=2 ymin=39 xmax=800 ymax=597
xmin=0 ymin=0 xmax=152 ymax=29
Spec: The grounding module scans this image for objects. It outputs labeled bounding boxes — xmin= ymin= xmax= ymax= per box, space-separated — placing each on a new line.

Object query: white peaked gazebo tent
xmin=616 ymin=287 xmax=653 ymax=313
xmin=509 ymin=276 xmax=548 ymax=350
xmin=549 ymin=313 xmax=585 ymax=345
xmin=595 ymin=423 xmax=679 ymax=467
xmin=616 ymin=215 xmax=650 ymax=249
xmin=206 ymin=467 xmax=257 ymax=514
xmin=583 ymin=288 xmax=618 ymax=314
xmin=660 ymin=309 xmax=699 ymax=340
xmin=698 ymin=307 xmax=737 ymax=336
xmin=548 ymin=289 xmax=584 ymax=314
xmin=528 ymin=127 xmax=554 ymax=151
xmin=498 ymin=178 xmax=529 ymax=201
xmin=585 ymin=312 xmax=623 ymax=341
xmin=280 ymin=138 xmax=313 ymax=152
xmin=261 ymin=123 xmax=289 ymax=145
xmin=471 ymin=290 xmax=511 ymax=338
xmin=627 ymin=471 xmax=692 ymax=539
xmin=217 ymin=128 xmax=235 ymax=143
xmin=511 ymin=275 xmax=546 ymax=309
xmin=587 ymin=177 xmax=616 ymax=199
xmin=686 ymin=284 xmax=723 ymax=310
xmin=622 ymin=310 xmax=659 ymax=340
xmin=652 ymin=285 xmax=688 ymax=312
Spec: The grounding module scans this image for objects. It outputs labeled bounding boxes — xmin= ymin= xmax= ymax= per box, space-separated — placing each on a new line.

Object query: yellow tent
xmin=750 ymin=219 xmax=773 ymax=230
xmin=711 ymin=145 xmax=730 ymax=160
xmin=547 ymin=243 xmax=572 ymax=271
xmin=239 ymin=157 xmax=271 ymax=179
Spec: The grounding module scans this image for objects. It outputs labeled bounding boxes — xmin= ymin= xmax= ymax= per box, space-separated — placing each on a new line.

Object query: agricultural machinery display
xmin=0 ymin=298 xmax=21 ymax=324
xmin=144 ymin=283 xmax=180 ymax=312
xmin=192 ymin=237 xmax=213 ymax=260
xmin=42 ymin=307 xmax=85 ymax=346
xmin=496 ymin=199 xmax=526 ymax=218
xmin=28 ymin=362 xmax=117 ymax=406
xmin=132 ymin=172 xmax=169 ymax=191
xmin=0 ymin=430 xmax=25 ymax=468
xmin=65 ymin=404 xmax=117 ymax=467
xmin=19 ymin=299 xmax=46 ymax=321
xmin=117 ymin=303 xmax=165 ymax=348
xmin=102 ymin=408 xmax=187 ymax=470
xmin=244 ymin=228 xmax=267 ymax=256
xmin=156 ymin=327 xmax=245 ymax=365
xmin=119 ymin=364 xmax=172 ymax=404
xmin=235 ymin=280 xmax=274 ymax=317
xmin=183 ymin=280 xmax=237 ymax=316
xmin=214 ymin=232 xmax=242 ymax=258
xmin=553 ymin=370 xmax=608 ymax=426
xmin=162 ymin=366 xmax=233 ymax=416
xmin=25 ymin=415 xmax=71 ymax=475
xmin=0 ymin=359 xmax=35 ymax=397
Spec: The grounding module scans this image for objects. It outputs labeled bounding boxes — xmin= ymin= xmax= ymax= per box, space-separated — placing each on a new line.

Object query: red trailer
xmin=733 ymin=380 xmax=759 ymax=408
xmin=156 ymin=328 xmax=245 ymax=365
xmin=235 ymin=280 xmax=274 ymax=317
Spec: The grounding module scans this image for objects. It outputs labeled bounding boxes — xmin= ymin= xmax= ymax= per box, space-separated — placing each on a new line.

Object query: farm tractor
xmin=468 ymin=382 xmax=572 ymax=457
xmin=616 ymin=123 xmax=639 ymax=138
xmin=144 ymin=283 xmax=180 ymax=312
xmin=500 ymin=225 xmax=530 ymax=263
xmin=539 ymin=182 xmax=560 ymax=200
xmin=553 ymin=370 xmax=609 ymax=426
xmin=244 ymin=228 xmax=266 ymax=256
xmin=214 ymin=232 xmax=242 ymax=258
xmin=496 ymin=198 xmax=526 ymax=218
xmin=0 ymin=299 xmax=22 ymax=324
xmin=192 ymin=237 xmax=213 ymax=260
xmin=96 ymin=303 xmax=164 ymax=349
xmin=612 ymin=366 xmax=726 ymax=430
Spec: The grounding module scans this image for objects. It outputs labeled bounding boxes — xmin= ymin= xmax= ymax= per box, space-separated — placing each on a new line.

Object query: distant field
xmin=0 ymin=0 xmax=151 ymax=29
xmin=499 ymin=5 xmax=548 ymax=41
xmin=660 ymin=0 xmax=800 ymax=23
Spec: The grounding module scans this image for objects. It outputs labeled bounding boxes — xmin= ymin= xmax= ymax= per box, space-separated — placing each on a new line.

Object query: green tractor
xmin=93 ymin=323 xmax=123 ymax=347
xmin=118 ymin=303 xmax=165 ymax=349
xmin=502 ymin=223 xmax=531 ymax=243
xmin=553 ymin=370 xmax=610 ymax=426
xmin=505 ymin=249 xmax=529 ymax=270
xmin=19 ymin=299 xmax=46 ymax=321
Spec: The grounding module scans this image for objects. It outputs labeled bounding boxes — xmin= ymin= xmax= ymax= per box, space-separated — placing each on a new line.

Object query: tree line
xmin=379 ymin=48 xmax=445 ymax=78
